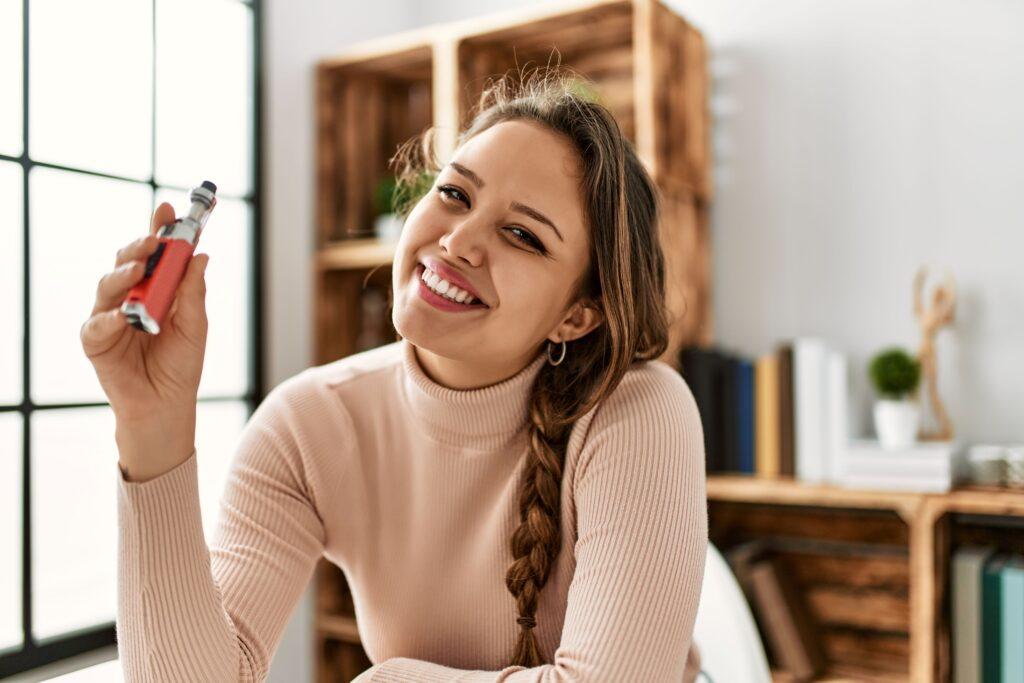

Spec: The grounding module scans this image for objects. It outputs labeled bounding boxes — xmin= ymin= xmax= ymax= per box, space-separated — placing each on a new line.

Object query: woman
xmin=81 ymin=64 xmax=708 ymax=682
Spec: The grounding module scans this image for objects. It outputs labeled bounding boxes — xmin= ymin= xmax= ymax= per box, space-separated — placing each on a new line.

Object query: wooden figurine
xmin=912 ymin=265 xmax=956 ymax=441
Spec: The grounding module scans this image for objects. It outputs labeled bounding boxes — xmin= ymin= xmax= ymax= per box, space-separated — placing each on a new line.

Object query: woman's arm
xmin=354 ymin=364 xmax=709 ymax=682
xmin=116 ymin=380 xmax=328 ymax=681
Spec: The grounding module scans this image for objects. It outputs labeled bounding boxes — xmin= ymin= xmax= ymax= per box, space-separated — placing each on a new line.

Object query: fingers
xmin=151 ymin=202 xmax=176 ymax=236
xmin=80 ymin=307 xmax=128 ymax=358
xmin=85 ymin=202 xmax=180 ymax=335
xmin=114 ymin=233 xmax=160 ymax=268
xmin=166 ymin=253 xmax=210 ymax=341
xmin=92 ymin=260 xmax=148 ymax=317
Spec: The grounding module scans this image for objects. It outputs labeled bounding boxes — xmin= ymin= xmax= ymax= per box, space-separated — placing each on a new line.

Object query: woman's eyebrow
xmin=448 ymin=162 xmax=565 ymax=242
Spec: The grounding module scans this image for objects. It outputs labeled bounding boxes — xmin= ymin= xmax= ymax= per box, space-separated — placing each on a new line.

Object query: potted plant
xmin=372 ymin=175 xmax=403 ymax=241
xmin=868 ymin=347 xmax=922 ymax=450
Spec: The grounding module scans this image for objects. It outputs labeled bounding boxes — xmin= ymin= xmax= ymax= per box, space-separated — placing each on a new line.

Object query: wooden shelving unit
xmin=708 ymin=473 xmax=1024 ymax=682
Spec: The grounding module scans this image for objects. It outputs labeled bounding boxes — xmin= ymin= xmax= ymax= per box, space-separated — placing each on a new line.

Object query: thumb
xmin=168 ymin=253 xmax=210 ymax=332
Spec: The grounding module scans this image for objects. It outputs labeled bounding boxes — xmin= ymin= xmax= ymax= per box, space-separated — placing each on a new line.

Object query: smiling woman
xmin=377 ymin=63 xmax=708 ymax=679
xmin=109 ymin=61 xmax=707 ymax=683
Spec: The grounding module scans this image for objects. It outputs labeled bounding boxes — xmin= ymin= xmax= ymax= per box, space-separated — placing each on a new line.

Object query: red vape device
xmin=120 ymin=180 xmax=217 ymax=334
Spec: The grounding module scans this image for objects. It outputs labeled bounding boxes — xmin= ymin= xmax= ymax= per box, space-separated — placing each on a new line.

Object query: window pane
xmin=0 ymin=0 xmax=23 ymax=157
xmin=0 ymin=413 xmax=23 ymax=651
xmin=155 ymin=189 xmax=251 ymax=398
xmin=0 ymin=160 xmax=23 ymax=405
xmin=31 ymin=406 xmax=117 ymax=641
xmin=155 ymin=0 xmax=252 ymax=197
xmin=30 ymin=168 xmax=152 ymax=404
xmin=196 ymin=400 xmax=249 ymax=543
xmin=29 ymin=0 xmax=152 ymax=180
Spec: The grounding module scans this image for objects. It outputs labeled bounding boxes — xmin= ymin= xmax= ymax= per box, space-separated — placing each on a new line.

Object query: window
xmin=0 ymin=0 xmax=263 ymax=676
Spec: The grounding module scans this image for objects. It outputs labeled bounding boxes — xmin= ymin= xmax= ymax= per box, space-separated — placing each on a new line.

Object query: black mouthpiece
xmin=201 ymin=180 xmax=217 ymax=193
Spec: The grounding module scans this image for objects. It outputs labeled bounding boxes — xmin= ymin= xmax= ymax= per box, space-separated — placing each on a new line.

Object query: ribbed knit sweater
xmin=116 ymin=337 xmax=708 ymax=682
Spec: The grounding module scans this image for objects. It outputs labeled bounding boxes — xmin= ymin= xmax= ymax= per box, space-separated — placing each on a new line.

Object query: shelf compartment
xmin=710 ymin=501 xmax=912 ymax=680
xmin=318 ymin=238 xmax=399 ymax=271
xmin=316 ymin=46 xmax=433 ymax=243
xmin=456 ymin=1 xmax=636 ymax=139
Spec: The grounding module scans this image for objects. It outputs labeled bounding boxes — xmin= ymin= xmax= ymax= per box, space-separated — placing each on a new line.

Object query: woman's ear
xmin=553 ymin=299 xmax=604 ymax=343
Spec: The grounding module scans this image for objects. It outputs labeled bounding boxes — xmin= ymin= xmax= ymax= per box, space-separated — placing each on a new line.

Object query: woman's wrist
xmin=115 ymin=410 xmax=197 ymax=483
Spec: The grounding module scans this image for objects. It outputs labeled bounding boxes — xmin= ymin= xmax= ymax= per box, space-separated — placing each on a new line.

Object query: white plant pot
xmin=873 ymin=398 xmax=920 ymax=450
xmin=374 ymin=212 xmax=404 ymax=241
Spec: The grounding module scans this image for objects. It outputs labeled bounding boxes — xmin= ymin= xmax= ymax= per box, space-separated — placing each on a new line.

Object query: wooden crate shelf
xmin=317 ymin=237 xmax=399 ymax=271
xmin=708 ymin=473 xmax=1024 ymax=682
xmin=317 ymin=614 xmax=362 ymax=645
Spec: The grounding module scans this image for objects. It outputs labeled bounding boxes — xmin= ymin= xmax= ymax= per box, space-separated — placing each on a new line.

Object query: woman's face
xmin=391 ymin=120 xmax=603 ymax=387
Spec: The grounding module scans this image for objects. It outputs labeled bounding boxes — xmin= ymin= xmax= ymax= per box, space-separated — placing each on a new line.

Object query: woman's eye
xmin=505 ymin=227 xmax=545 ymax=252
xmin=437 ymin=185 xmax=467 ymax=205
xmin=437 ymin=185 xmax=547 ymax=255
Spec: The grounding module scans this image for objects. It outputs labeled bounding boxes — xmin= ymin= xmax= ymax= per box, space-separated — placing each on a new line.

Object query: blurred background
xmin=1 ymin=0 xmax=1021 ymax=681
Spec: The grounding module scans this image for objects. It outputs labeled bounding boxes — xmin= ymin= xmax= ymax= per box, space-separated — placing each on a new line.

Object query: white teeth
xmin=421 ymin=266 xmax=477 ymax=305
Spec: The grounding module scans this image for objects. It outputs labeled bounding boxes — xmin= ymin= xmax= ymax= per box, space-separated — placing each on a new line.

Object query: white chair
xmin=691 ymin=542 xmax=772 ymax=683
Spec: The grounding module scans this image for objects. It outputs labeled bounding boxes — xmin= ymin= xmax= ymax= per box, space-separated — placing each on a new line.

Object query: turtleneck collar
xmin=399 ymin=337 xmax=549 ymax=450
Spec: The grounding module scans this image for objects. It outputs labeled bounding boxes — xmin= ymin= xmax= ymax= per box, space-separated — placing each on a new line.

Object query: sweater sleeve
xmin=353 ymin=365 xmax=709 ymax=683
xmin=116 ymin=383 xmax=327 ymax=682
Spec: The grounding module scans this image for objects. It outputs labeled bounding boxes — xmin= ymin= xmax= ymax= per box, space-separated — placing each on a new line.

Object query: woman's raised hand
xmin=80 ymin=202 xmax=210 ymax=480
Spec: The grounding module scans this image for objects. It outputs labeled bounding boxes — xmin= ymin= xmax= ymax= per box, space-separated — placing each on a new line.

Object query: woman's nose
xmin=439 ymin=218 xmax=487 ymax=264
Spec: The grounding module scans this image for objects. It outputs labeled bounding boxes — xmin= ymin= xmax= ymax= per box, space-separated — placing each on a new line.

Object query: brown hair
xmin=388 ymin=60 xmax=671 ymax=666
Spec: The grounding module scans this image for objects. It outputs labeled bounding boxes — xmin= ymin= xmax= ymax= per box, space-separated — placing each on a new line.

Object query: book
xmin=983 ymin=554 xmax=1011 ymax=682
xmin=755 ymin=352 xmax=781 ymax=478
xmin=1001 ymin=555 xmax=1024 ymax=682
xmin=680 ymin=347 xmax=723 ymax=473
xmin=725 ymin=540 xmax=773 ymax=650
xmin=747 ymin=555 xmax=826 ymax=681
xmin=838 ymin=439 xmax=965 ymax=492
xmin=825 ymin=348 xmax=849 ymax=483
xmin=778 ymin=344 xmax=795 ymax=477
xmin=720 ymin=352 xmax=739 ymax=472
xmin=737 ymin=357 xmax=756 ymax=474
xmin=793 ymin=337 xmax=829 ymax=484
xmin=952 ymin=546 xmax=994 ymax=683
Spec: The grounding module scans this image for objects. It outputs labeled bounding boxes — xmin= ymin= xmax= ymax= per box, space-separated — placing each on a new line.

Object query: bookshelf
xmin=708 ymin=473 xmax=1024 ymax=682
xmin=311 ymin=0 xmax=712 ymax=680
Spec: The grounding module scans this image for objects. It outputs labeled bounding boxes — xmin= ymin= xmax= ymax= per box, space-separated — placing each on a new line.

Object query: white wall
xmin=401 ymin=0 xmax=1024 ymax=443
xmin=262 ymin=0 xmax=1023 ymax=678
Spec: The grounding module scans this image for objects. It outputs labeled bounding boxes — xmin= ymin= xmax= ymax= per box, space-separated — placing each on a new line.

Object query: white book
xmin=843 ymin=459 xmax=954 ymax=478
xmin=825 ymin=349 xmax=849 ymax=484
xmin=794 ymin=337 xmax=828 ymax=484
xmin=842 ymin=439 xmax=963 ymax=479
xmin=836 ymin=472 xmax=953 ymax=493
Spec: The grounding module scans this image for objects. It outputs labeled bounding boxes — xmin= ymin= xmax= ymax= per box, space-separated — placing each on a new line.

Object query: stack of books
xmin=679 ymin=337 xmax=847 ymax=483
xmin=952 ymin=547 xmax=1024 ymax=681
xmin=839 ymin=438 xmax=966 ymax=493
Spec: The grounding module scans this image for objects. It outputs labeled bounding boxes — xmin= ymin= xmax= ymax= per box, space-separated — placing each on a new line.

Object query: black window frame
xmin=0 ymin=0 xmax=264 ymax=676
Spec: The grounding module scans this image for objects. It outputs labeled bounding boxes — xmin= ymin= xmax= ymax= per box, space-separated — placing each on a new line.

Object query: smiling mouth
xmin=416 ymin=262 xmax=489 ymax=308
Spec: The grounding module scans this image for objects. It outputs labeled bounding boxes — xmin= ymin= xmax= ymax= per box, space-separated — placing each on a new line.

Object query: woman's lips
xmin=419 ymin=257 xmax=487 ymax=305
xmin=415 ymin=263 xmax=489 ymax=312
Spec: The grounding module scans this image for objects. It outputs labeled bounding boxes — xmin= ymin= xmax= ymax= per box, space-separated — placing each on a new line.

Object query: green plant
xmin=868 ymin=347 xmax=921 ymax=400
xmin=391 ymin=169 xmax=436 ymax=219
xmin=567 ymin=77 xmax=601 ymax=105
xmin=373 ymin=175 xmax=398 ymax=216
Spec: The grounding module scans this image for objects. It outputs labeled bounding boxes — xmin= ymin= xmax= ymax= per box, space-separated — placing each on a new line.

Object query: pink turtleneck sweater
xmin=116 ymin=338 xmax=708 ymax=682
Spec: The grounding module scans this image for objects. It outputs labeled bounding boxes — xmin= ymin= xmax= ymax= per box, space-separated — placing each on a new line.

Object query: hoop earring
xmin=547 ymin=339 xmax=567 ymax=366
